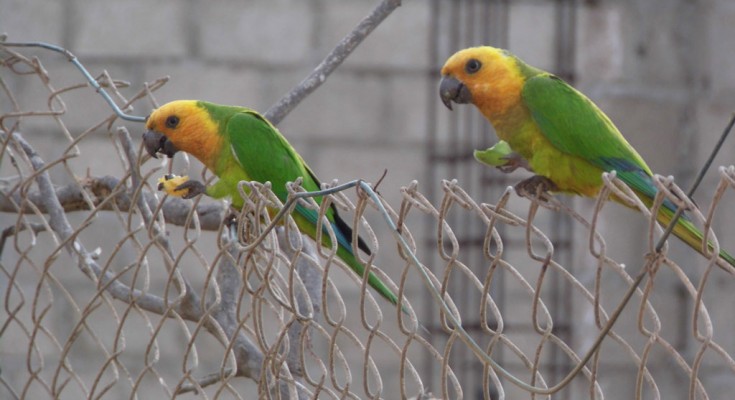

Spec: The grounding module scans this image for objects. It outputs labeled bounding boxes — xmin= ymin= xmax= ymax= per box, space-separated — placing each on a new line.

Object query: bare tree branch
xmin=201 ymin=237 xmax=289 ymax=394
xmin=175 ymin=228 xmax=318 ymax=398
xmin=264 ymin=0 xmax=402 ymax=125
xmin=4 ymin=131 xmax=176 ymax=317
xmin=0 ymin=221 xmax=46 ymax=258
xmin=0 ymin=175 xmax=226 ymax=230
xmin=174 ymin=368 xmax=235 ymax=395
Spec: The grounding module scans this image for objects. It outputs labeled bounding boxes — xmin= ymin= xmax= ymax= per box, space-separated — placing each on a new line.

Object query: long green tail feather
xmin=656 ymin=206 xmax=735 ymax=269
xmin=336 ymin=246 xmax=400 ymax=307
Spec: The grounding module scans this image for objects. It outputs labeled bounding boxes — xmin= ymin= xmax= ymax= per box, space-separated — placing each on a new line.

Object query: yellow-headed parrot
xmin=143 ymin=100 xmax=401 ymax=306
xmin=439 ymin=46 xmax=735 ymax=269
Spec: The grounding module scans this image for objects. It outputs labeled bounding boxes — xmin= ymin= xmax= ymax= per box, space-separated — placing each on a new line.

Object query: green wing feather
xmin=223 ymin=111 xmax=401 ymax=305
xmin=521 ymin=75 xmax=735 ymax=268
xmin=226 ymin=111 xmax=319 ymax=195
xmin=521 ymin=74 xmax=661 ymax=202
xmin=225 ymin=111 xmax=369 ymax=251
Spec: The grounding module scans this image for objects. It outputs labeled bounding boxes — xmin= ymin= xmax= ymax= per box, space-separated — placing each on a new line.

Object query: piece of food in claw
xmin=474 ymin=141 xmax=514 ymax=168
xmin=157 ymin=174 xmax=190 ymax=197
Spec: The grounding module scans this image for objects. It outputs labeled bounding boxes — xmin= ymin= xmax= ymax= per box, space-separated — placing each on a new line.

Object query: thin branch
xmin=175 ymin=369 xmax=235 ymax=395
xmin=0 ymin=221 xmax=46 ymax=258
xmin=0 ymin=175 xmax=226 ymax=230
xmin=264 ymin=0 xmax=402 ymax=125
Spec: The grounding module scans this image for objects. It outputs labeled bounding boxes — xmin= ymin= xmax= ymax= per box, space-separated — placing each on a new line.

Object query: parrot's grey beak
xmin=143 ymin=130 xmax=179 ymax=159
xmin=439 ymin=75 xmax=472 ymax=110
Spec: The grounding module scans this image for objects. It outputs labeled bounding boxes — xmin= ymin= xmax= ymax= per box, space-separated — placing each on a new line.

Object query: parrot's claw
xmin=474 ymin=141 xmax=532 ymax=173
xmin=514 ymin=175 xmax=558 ymax=199
xmin=175 ymin=180 xmax=207 ymax=199
xmin=156 ymin=174 xmax=206 ymax=199
xmin=497 ymin=165 xmax=518 ymax=173
xmin=497 ymin=153 xmax=531 ymax=173
xmin=158 ymin=174 xmax=192 ymax=197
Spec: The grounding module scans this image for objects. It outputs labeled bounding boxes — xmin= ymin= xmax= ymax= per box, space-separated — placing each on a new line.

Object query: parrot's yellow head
xmin=439 ymin=46 xmax=526 ymax=118
xmin=143 ymin=100 xmax=223 ymax=168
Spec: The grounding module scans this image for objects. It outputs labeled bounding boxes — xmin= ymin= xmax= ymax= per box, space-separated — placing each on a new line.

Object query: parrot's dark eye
xmin=165 ymin=115 xmax=180 ymax=129
xmin=465 ymin=59 xmax=482 ymax=74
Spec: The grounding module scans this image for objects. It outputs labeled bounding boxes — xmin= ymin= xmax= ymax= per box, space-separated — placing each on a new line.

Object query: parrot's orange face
xmin=143 ymin=100 xmax=222 ymax=168
xmin=439 ymin=46 xmax=525 ymax=118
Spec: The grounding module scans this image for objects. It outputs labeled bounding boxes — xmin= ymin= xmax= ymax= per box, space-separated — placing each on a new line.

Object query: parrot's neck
xmin=481 ymin=99 xmax=527 ymax=139
xmin=481 ymin=101 xmax=539 ymax=163
xmin=177 ymin=132 xmax=224 ymax=172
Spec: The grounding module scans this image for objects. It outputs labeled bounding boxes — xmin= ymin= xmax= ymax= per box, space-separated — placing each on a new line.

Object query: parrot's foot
xmin=158 ymin=174 xmax=190 ymax=197
xmin=157 ymin=174 xmax=206 ymax=199
xmin=514 ymin=175 xmax=557 ymax=199
xmin=175 ymin=179 xmax=207 ymax=199
xmin=473 ymin=141 xmax=531 ymax=173
xmin=497 ymin=153 xmax=531 ymax=173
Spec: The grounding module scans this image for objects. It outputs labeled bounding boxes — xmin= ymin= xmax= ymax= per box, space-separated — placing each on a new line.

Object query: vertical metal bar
xmin=551 ymin=0 xmax=577 ymax=396
xmin=423 ymin=0 xmax=442 ymax=390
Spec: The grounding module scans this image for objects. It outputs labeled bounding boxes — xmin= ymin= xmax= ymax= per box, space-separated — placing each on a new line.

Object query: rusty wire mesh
xmin=3 ymin=43 xmax=735 ymax=400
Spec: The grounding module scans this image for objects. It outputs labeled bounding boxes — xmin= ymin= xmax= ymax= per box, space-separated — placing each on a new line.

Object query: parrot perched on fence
xmin=438 ymin=46 xmax=735 ymax=269
xmin=142 ymin=100 xmax=401 ymax=306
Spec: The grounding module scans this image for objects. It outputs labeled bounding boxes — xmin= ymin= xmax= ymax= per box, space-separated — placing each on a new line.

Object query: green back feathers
xmin=520 ymin=74 xmax=659 ymax=200
xmin=202 ymin=104 xmax=372 ymax=256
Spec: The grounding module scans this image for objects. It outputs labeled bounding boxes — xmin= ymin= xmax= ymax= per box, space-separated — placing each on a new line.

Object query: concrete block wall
xmin=3 ymin=0 xmax=735 ymax=398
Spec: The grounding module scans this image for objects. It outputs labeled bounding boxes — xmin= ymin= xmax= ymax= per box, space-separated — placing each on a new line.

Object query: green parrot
xmin=439 ymin=46 xmax=735 ymax=269
xmin=142 ymin=100 xmax=402 ymax=306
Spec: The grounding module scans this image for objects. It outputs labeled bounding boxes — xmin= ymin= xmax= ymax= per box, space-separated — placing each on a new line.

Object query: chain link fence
xmin=2 ymin=40 xmax=735 ymax=400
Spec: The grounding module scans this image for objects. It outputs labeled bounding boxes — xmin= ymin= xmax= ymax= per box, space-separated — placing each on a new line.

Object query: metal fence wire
xmin=3 ymin=43 xmax=735 ymax=400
